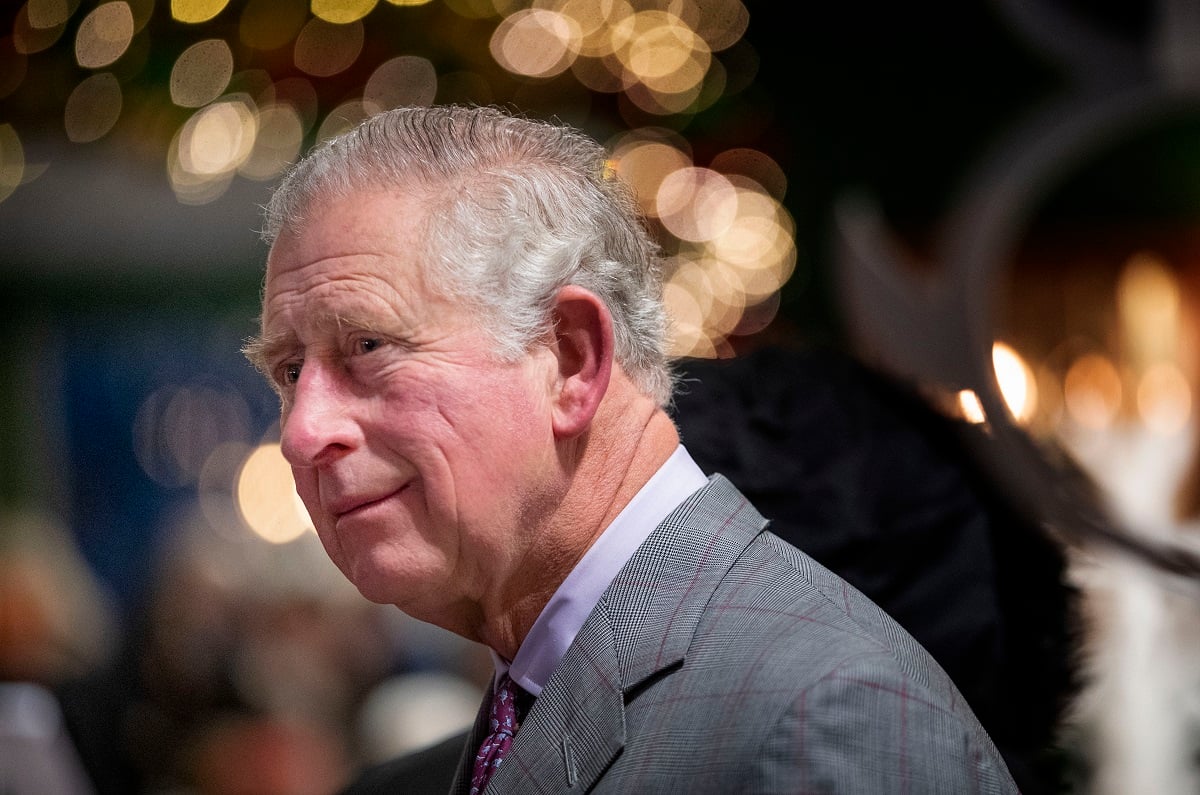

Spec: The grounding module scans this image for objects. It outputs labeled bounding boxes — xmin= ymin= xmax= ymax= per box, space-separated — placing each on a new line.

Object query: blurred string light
xmin=955 ymin=341 xmax=1038 ymax=426
xmin=0 ymin=124 xmax=24 ymax=202
xmin=171 ymin=0 xmax=230 ymax=24
xmin=4 ymin=0 xmax=754 ymax=197
xmin=64 ymin=72 xmax=121 ymax=142
xmin=235 ymin=442 xmax=314 ymax=544
xmin=1116 ymin=252 xmax=1192 ymax=435
xmin=1138 ymin=362 xmax=1191 ymax=435
xmin=993 ymin=341 xmax=1037 ymax=423
xmin=604 ymin=128 xmax=793 ymax=355
xmin=1014 ymin=253 xmax=1195 ymax=437
xmin=169 ymin=39 xmax=233 ymax=107
xmin=3 ymin=0 xmax=784 ymax=357
xmin=293 ymin=17 xmax=364 ymax=76
xmin=132 ymin=381 xmax=314 ymax=544
xmin=486 ymin=0 xmax=750 ymax=116
xmin=971 ymin=250 xmax=1197 ymax=441
xmin=1063 ymin=353 xmax=1123 ymax=431
xmin=133 ymin=381 xmax=254 ymax=488
xmin=74 ymin=2 xmax=133 ymax=69
xmin=1117 ymin=252 xmax=1182 ymax=371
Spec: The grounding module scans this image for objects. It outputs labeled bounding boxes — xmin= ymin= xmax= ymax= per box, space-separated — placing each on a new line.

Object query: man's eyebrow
xmin=242 ymin=329 xmax=293 ymax=375
xmin=330 ymin=309 xmax=398 ymax=335
xmin=242 ymin=312 xmax=396 ymax=373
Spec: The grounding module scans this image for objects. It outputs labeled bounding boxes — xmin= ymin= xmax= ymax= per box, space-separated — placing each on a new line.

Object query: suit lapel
xmin=603 ymin=474 xmax=767 ymax=692
xmin=490 ymin=609 xmax=626 ymax=791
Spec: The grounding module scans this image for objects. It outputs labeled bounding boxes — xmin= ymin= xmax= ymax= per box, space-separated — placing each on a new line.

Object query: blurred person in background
xmin=46 ymin=506 xmax=466 ymax=795
xmin=672 ymin=344 xmax=1082 ymax=794
xmin=0 ymin=510 xmax=115 ymax=795
xmin=244 ymin=104 xmax=1017 ymax=793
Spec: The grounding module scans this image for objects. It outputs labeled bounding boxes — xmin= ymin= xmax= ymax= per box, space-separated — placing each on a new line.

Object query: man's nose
xmin=279 ymin=361 xmax=358 ymax=468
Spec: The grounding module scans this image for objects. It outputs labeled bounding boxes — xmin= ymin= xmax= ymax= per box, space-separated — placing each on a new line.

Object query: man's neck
xmin=477 ymin=388 xmax=681 ymax=660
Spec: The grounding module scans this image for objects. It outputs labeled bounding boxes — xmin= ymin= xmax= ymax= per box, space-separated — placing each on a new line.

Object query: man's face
xmin=256 ymin=190 xmax=560 ymax=620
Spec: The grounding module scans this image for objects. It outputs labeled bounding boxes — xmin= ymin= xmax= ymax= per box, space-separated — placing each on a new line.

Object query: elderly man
xmin=245 ymin=104 xmax=1017 ymax=794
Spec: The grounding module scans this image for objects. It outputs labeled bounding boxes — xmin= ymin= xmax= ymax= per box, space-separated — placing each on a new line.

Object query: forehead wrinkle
xmin=267 ymin=264 xmax=400 ymax=318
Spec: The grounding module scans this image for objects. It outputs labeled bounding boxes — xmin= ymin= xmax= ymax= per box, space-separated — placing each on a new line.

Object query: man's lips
xmin=329 ymin=484 xmax=409 ymax=521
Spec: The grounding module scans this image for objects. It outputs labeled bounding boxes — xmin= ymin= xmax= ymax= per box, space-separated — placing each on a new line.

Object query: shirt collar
xmin=494 ymin=445 xmax=708 ymax=695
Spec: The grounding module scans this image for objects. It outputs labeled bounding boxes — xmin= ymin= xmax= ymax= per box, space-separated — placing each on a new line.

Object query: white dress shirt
xmin=494 ymin=445 xmax=709 ymax=696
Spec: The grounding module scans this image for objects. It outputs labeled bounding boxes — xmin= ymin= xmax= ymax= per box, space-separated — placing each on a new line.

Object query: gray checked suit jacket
xmin=450 ymin=475 xmax=1019 ymax=794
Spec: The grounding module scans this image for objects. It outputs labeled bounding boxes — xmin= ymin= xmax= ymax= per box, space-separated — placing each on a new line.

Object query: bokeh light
xmin=316 ymin=99 xmax=371 ymax=142
xmin=312 ymin=0 xmax=379 ymax=25
xmin=294 ymin=17 xmax=364 ymax=77
xmin=178 ymin=95 xmax=258 ymax=176
xmin=239 ymin=0 xmax=307 ymax=51
xmin=490 ymin=9 xmax=579 ymax=79
xmin=74 ymin=2 xmax=134 ymax=69
xmin=1118 ymin=252 xmax=1181 ymax=367
xmin=133 ymin=383 xmax=254 ymax=488
xmin=238 ymin=102 xmax=305 ymax=181
xmin=171 ymin=0 xmax=229 ymax=24
xmin=619 ymin=11 xmax=709 ymax=92
xmin=363 ymin=56 xmax=438 ymax=113
xmin=64 ymin=72 xmax=122 ymax=142
xmin=1064 ymin=353 xmax=1123 ymax=430
xmin=993 ymin=341 xmax=1037 ymax=424
xmin=27 ymin=0 xmax=77 ymax=29
xmin=126 ymin=0 xmax=154 ymax=31
xmin=958 ymin=389 xmax=986 ymax=424
xmin=0 ymin=124 xmax=26 ymax=204
xmin=0 ymin=37 xmax=27 ymax=99
xmin=611 ymin=134 xmax=692 ymax=217
xmin=1137 ymin=362 xmax=1191 ymax=435
xmin=14 ymin=4 xmax=66 ymax=54
xmin=170 ymin=39 xmax=234 ymax=108
xmin=657 ymin=167 xmax=737 ymax=242
xmin=236 ymin=443 xmax=314 ymax=545
xmin=197 ymin=440 xmax=254 ymax=540
xmin=710 ymin=148 xmax=787 ymax=200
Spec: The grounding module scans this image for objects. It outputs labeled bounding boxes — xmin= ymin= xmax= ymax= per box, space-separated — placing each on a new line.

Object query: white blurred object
xmin=0 ymin=683 xmax=96 ymax=795
xmin=356 ymin=671 xmax=482 ymax=763
xmin=1068 ymin=549 xmax=1200 ymax=795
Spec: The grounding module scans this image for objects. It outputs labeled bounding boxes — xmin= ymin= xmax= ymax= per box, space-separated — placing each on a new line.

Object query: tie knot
xmin=490 ymin=674 xmax=523 ymax=736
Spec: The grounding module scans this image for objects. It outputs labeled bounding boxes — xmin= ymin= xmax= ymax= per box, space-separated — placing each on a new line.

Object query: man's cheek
xmin=291 ymin=473 xmax=321 ymax=520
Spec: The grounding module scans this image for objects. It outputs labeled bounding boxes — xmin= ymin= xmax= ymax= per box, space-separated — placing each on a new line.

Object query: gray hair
xmin=262 ymin=104 xmax=674 ymax=406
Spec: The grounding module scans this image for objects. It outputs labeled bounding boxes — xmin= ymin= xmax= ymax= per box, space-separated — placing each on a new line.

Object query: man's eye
xmin=282 ymin=362 xmax=302 ymax=384
xmin=356 ymin=338 xmax=382 ymax=354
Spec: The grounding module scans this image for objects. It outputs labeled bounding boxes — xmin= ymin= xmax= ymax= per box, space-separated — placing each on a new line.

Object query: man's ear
xmin=549 ymin=285 xmax=613 ymax=439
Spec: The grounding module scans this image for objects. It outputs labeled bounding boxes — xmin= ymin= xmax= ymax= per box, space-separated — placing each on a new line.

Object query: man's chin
xmin=354 ymin=586 xmax=401 ymax=606
xmin=344 ymin=555 xmax=437 ymax=609
xmin=346 ymin=566 xmax=407 ymax=605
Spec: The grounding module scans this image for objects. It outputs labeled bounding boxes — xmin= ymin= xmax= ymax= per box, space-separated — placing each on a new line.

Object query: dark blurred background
xmin=4 ymin=1 xmax=1200 ymax=793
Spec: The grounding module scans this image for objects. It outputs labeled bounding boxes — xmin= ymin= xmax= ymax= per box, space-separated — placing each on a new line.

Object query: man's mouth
xmin=331 ymin=483 xmax=410 ymax=522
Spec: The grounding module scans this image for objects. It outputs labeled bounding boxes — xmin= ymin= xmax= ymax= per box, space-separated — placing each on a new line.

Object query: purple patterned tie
xmin=470 ymin=674 xmax=524 ymax=794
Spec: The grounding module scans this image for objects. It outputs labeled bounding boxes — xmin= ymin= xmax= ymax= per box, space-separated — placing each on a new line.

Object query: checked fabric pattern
xmin=470 ymin=674 xmax=523 ymax=794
